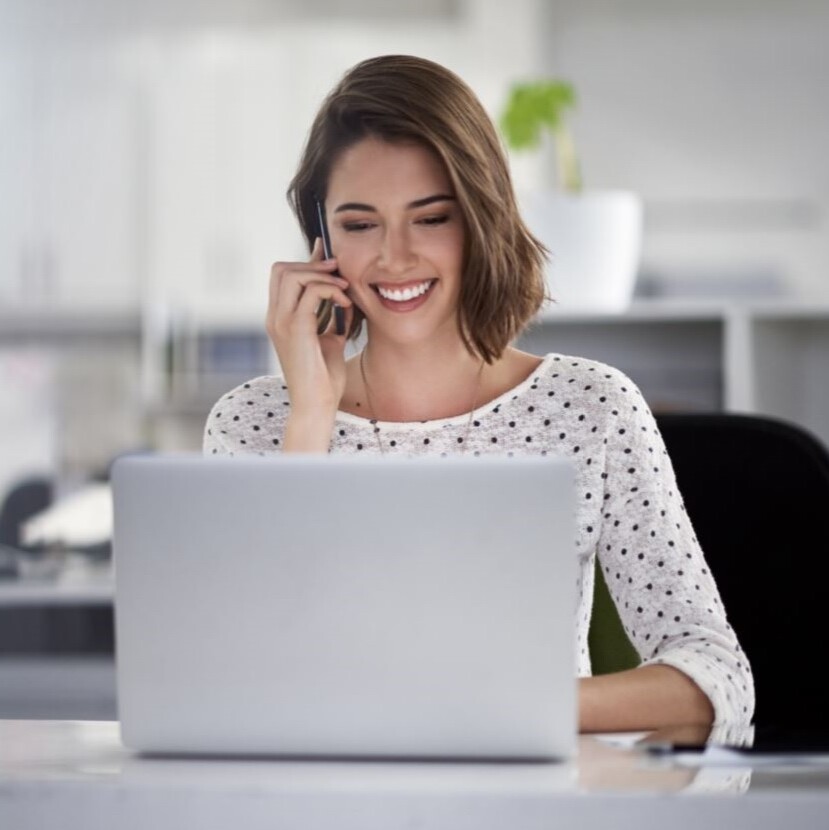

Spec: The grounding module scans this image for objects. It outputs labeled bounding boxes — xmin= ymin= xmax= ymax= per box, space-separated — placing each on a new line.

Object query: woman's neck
xmin=349 ymin=334 xmax=486 ymax=423
xmin=340 ymin=328 xmax=543 ymax=424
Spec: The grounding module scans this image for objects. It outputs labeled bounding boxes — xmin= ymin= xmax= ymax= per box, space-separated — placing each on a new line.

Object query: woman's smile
xmin=371 ymin=278 xmax=438 ymax=311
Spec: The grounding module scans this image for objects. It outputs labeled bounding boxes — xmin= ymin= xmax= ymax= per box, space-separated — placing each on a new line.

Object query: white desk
xmin=1 ymin=721 xmax=828 ymax=829
xmin=0 ymin=554 xmax=113 ymax=607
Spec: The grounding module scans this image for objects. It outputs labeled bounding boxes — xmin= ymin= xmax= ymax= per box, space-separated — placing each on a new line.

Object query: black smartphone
xmin=314 ymin=197 xmax=346 ymax=336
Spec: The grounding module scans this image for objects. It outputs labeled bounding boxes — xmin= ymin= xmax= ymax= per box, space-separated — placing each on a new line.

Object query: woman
xmin=204 ymin=54 xmax=754 ymax=732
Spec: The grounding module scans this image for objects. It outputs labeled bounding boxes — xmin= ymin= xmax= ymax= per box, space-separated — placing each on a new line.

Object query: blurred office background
xmin=1 ymin=0 xmax=828 ymax=717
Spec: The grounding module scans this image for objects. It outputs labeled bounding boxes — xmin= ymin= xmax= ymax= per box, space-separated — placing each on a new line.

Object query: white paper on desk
xmin=594 ymin=732 xmax=650 ymax=749
xmin=21 ymin=482 xmax=112 ymax=547
xmin=674 ymin=746 xmax=829 ymax=767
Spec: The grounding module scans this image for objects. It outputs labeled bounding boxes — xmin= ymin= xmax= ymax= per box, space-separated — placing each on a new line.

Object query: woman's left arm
xmin=589 ymin=367 xmax=755 ymax=730
xmin=579 ymin=664 xmax=713 ymax=732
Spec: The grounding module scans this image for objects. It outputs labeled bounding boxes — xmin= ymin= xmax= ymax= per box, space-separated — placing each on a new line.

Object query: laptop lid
xmin=112 ymin=454 xmax=577 ymax=759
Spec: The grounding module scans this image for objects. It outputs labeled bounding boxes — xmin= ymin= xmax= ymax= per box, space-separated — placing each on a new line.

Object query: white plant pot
xmin=519 ymin=190 xmax=643 ymax=313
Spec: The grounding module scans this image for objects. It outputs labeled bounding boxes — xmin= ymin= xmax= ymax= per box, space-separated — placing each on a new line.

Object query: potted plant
xmin=500 ymin=80 xmax=642 ymax=313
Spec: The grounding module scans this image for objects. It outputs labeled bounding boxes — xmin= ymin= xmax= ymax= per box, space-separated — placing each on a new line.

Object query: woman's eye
xmin=342 ymin=222 xmax=375 ymax=232
xmin=418 ymin=215 xmax=449 ymax=226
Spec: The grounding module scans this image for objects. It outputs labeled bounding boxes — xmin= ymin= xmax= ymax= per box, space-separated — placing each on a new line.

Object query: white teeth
xmin=377 ymin=280 xmax=433 ymax=302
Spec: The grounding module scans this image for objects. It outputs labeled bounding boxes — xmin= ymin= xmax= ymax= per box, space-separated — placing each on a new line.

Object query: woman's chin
xmin=364 ymin=313 xmax=460 ymax=347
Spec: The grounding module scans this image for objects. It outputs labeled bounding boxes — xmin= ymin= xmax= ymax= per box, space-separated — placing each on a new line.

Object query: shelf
xmin=538 ymin=298 xmax=829 ymax=324
xmin=0 ymin=310 xmax=141 ymax=339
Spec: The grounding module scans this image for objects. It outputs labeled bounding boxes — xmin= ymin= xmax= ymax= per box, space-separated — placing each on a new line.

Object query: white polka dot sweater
xmin=203 ymin=352 xmax=755 ymax=724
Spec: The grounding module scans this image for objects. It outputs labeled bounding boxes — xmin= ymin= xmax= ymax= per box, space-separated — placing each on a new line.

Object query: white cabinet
xmin=0 ymin=44 xmax=142 ymax=313
xmin=148 ymin=37 xmax=305 ymax=322
xmin=0 ymin=47 xmax=37 ymax=307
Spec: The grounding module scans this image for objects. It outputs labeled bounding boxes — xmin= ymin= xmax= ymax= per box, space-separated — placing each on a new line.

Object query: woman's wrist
xmin=282 ymin=409 xmax=337 ymax=453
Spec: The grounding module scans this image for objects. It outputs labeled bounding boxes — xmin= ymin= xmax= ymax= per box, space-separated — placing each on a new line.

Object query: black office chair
xmin=0 ymin=476 xmax=53 ymax=551
xmin=658 ymin=413 xmax=829 ymax=728
xmin=591 ymin=412 xmax=829 ymax=729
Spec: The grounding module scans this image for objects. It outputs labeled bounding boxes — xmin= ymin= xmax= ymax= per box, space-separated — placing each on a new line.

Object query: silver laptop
xmin=112 ymin=454 xmax=577 ymax=760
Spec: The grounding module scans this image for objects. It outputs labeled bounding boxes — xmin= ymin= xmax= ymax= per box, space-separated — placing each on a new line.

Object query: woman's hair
xmin=287 ymin=54 xmax=548 ymax=362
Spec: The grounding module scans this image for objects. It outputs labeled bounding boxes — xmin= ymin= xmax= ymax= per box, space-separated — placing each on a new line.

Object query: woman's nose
xmin=377 ymin=227 xmax=417 ymax=275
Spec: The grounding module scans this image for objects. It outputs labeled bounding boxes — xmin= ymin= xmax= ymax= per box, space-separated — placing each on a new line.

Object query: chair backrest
xmin=0 ymin=477 xmax=53 ymax=549
xmin=655 ymin=413 xmax=829 ymax=729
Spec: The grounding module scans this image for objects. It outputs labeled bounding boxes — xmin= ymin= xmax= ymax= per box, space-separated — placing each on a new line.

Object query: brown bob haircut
xmin=287 ymin=54 xmax=548 ymax=363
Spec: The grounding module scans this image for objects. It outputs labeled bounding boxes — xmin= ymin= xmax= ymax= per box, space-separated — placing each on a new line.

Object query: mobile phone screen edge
xmin=314 ymin=197 xmax=345 ymax=336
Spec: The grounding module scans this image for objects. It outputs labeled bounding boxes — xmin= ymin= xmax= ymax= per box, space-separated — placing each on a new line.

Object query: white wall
xmin=537 ymin=0 xmax=829 ymax=298
xmin=4 ymin=0 xmax=826 ymax=308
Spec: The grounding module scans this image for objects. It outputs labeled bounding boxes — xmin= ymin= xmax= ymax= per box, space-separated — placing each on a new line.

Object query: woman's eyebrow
xmin=407 ymin=194 xmax=456 ymax=209
xmin=334 ymin=194 xmax=456 ymax=213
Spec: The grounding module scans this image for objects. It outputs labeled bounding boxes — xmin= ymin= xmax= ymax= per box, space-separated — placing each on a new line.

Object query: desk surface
xmin=0 ymin=555 xmax=112 ymax=606
xmin=2 ymin=720 xmax=829 ymax=830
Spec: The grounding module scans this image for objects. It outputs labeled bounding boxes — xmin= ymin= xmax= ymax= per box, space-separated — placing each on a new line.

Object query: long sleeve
xmin=594 ymin=370 xmax=755 ymax=724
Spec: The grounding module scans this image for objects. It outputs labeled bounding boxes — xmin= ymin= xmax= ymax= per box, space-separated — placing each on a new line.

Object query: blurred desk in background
xmin=0 ymin=555 xmax=115 ymax=720
xmin=0 ymin=553 xmax=113 ymax=607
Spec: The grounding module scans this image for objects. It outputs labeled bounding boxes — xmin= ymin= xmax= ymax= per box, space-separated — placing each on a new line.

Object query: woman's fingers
xmin=267 ymin=260 xmax=348 ymax=340
xmin=264 ymin=241 xmax=353 ymax=416
xmin=280 ymin=270 xmax=348 ymax=317
xmin=269 ymin=257 xmax=342 ymax=307
xmin=310 ymin=236 xmax=324 ymax=261
xmin=294 ymin=283 xmax=352 ymax=326
xmin=269 ymin=236 xmax=343 ymax=306
xmin=268 ymin=278 xmax=351 ymax=341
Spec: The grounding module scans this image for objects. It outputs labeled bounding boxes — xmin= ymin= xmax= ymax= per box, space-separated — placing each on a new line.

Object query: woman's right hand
xmin=265 ymin=238 xmax=354 ymax=425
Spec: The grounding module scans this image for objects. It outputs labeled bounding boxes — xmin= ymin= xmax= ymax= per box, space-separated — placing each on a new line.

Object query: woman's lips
xmin=372 ymin=279 xmax=437 ymax=312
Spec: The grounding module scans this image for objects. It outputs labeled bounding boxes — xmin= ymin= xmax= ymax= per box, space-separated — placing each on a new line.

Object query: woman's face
xmin=325 ymin=136 xmax=466 ymax=346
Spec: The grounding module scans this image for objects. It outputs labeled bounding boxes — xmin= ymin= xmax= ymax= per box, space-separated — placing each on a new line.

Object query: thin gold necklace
xmin=358 ymin=349 xmax=485 ymax=455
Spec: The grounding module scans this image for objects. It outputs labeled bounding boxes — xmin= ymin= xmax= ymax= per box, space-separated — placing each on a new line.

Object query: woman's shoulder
xmin=206 ymin=374 xmax=290 ymax=417
xmin=204 ymin=375 xmax=291 ymax=452
xmin=539 ymin=352 xmax=642 ymax=397
xmin=519 ymin=352 xmax=651 ymax=434
xmin=482 ymin=352 xmax=645 ymax=422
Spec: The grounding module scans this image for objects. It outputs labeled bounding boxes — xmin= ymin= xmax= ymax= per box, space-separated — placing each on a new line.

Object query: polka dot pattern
xmin=204 ymin=352 xmax=755 ymax=724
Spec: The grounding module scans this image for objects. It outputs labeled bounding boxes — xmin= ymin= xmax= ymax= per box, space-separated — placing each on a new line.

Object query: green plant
xmin=499 ymin=80 xmax=582 ymax=193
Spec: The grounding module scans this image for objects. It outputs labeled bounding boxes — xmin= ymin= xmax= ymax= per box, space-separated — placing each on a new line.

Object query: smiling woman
xmin=202 ymin=54 xmax=755 ymax=735
xmin=286 ymin=55 xmax=548 ymax=367
xmin=322 ymin=138 xmax=466 ymax=374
